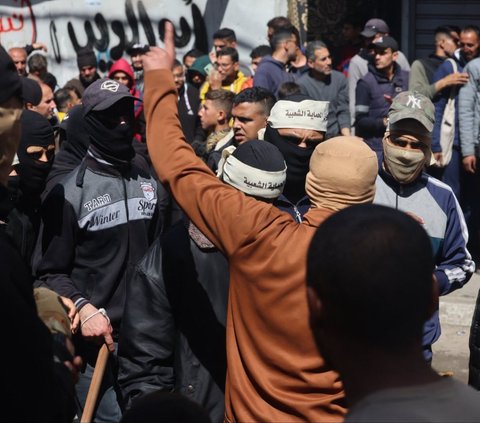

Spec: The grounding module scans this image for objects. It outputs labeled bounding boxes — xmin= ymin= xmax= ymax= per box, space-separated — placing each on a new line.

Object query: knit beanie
xmin=21 ymin=77 xmax=42 ymax=106
xmin=305 ymin=136 xmax=378 ymax=211
xmin=77 ymin=47 xmax=97 ymax=69
xmin=0 ymin=45 xmax=22 ymax=104
xmin=218 ymin=140 xmax=287 ymax=199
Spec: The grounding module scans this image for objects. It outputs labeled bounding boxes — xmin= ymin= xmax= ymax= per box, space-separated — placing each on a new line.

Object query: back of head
xmin=270 ymin=27 xmax=296 ymax=50
xmin=27 ymin=53 xmax=47 ymax=75
xmin=267 ymin=16 xmax=292 ymax=32
xmin=22 ymin=77 xmax=42 ymax=107
xmin=307 ymin=204 xmax=434 ymax=349
xmin=305 ymin=136 xmax=378 ymax=211
xmin=54 ymin=88 xmax=72 ymax=113
xmin=218 ymin=140 xmax=286 ymax=200
xmin=120 ymin=390 xmax=211 ymax=423
xmin=277 ymin=82 xmax=302 ymax=100
xmin=250 ymin=45 xmax=272 ymax=59
xmin=60 ymin=104 xmax=90 ymax=159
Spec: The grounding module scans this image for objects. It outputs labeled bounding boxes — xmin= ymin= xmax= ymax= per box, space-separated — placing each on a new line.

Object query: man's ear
xmin=393 ymin=51 xmax=399 ymax=61
xmin=25 ymin=102 xmax=34 ymax=111
xmin=217 ymin=109 xmax=226 ymax=123
xmin=307 ymin=58 xmax=315 ymax=69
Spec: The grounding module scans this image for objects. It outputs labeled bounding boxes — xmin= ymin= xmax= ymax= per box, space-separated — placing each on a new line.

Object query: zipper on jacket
xmin=293 ymin=205 xmax=302 ymax=223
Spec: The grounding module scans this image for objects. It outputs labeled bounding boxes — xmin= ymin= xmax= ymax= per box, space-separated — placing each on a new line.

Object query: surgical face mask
xmin=383 ymin=139 xmax=426 ymax=184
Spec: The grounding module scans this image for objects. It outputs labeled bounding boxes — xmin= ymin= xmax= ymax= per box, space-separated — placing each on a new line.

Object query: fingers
xmin=163 ymin=21 xmax=175 ymax=60
xmin=71 ymin=313 xmax=80 ymax=334
xmin=104 ymin=334 xmax=116 ymax=353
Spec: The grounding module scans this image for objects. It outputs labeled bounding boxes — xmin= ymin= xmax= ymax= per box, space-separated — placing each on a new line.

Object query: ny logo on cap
xmin=101 ymin=80 xmax=120 ymax=92
xmin=406 ymin=94 xmax=422 ymax=109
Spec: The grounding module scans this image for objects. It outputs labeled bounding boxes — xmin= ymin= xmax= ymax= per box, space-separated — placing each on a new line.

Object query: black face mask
xmin=16 ymin=110 xmax=55 ymax=197
xmin=84 ymin=99 xmax=135 ymax=164
xmin=265 ymin=125 xmax=315 ymax=203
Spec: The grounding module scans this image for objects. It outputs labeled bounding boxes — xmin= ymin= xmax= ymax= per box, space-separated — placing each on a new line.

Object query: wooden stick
xmin=80 ymin=344 xmax=110 ymax=423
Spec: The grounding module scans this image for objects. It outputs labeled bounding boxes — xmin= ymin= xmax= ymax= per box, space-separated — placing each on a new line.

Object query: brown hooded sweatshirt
xmin=144 ymin=69 xmax=376 ymax=422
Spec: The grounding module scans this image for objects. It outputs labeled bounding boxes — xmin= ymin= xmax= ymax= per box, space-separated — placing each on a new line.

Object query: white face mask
xmin=383 ymin=139 xmax=426 ymax=184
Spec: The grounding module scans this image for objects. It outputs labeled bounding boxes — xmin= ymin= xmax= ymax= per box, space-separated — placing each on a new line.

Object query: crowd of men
xmin=2 ymin=13 xmax=480 ymax=423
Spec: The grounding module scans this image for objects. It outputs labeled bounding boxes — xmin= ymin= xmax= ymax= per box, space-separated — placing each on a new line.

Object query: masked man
xmin=374 ymin=90 xmax=475 ymax=361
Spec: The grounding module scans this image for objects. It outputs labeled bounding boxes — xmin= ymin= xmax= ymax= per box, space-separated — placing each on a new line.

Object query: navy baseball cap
xmin=82 ymin=78 xmax=140 ymax=115
xmin=371 ymin=35 xmax=399 ymax=52
xmin=360 ymin=18 xmax=390 ymax=38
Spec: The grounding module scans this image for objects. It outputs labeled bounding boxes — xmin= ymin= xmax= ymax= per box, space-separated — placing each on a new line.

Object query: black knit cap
xmin=21 ymin=77 xmax=42 ymax=106
xmin=232 ymin=140 xmax=286 ymax=172
xmin=0 ymin=45 xmax=22 ymax=103
xmin=76 ymin=47 xmax=97 ymax=69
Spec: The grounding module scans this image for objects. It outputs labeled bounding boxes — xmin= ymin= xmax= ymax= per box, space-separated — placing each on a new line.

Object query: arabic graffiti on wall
xmin=0 ymin=0 xmax=287 ymax=86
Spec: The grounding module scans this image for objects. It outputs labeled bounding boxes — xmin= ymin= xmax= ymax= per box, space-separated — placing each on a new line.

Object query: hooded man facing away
xmin=118 ymin=140 xmax=287 ymax=423
xmin=140 ymin=23 xmax=379 ymax=423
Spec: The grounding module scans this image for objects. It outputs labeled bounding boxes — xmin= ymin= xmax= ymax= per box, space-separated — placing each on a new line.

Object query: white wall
xmin=0 ymin=0 xmax=287 ymax=86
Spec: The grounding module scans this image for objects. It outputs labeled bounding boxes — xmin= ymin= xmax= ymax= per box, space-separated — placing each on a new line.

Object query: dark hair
xmin=233 ymin=87 xmax=276 ymax=116
xmin=205 ymin=89 xmax=235 ymax=118
xmin=305 ymin=40 xmax=329 ymax=61
xmin=54 ymin=88 xmax=73 ymax=113
xmin=173 ymin=59 xmax=183 ymax=68
xmin=213 ymin=27 xmax=236 ymax=42
xmin=462 ymin=25 xmax=480 ymax=38
xmin=250 ymin=45 xmax=272 ymax=59
xmin=307 ymin=204 xmax=434 ymax=349
xmin=435 ymin=25 xmax=459 ymax=37
xmin=28 ymin=53 xmax=47 ymax=74
xmin=267 ymin=16 xmax=292 ymax=32
xmin=63 ymin=84 xmax=81 ymax=99
xmin=183 ymin=48 xmax=204 ymax=63
xmin=217 ymin=47 xmax=239 ymax=63
xmin=277 ymin=82 xmax=302 ymax=100
xmin=270 ymin=27 xmax=296 ymax=50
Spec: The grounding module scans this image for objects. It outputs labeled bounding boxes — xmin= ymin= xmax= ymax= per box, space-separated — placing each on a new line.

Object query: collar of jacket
xmin=367 ymin=61 xmax=402 ymax=82
xmin=379 ymin=166 xmax=427 ymax=190
xmin=275 ymin=194 xmax=311 ymax=208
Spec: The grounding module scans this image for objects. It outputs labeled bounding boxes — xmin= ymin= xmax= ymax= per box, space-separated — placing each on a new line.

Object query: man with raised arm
xmin=141 ymin=23 xmax=379 ymax=422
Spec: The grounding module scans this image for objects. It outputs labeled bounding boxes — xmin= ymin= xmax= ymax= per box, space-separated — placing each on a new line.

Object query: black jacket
xmin=34 ymin=151 xmax=164 ymax=333
xmin=0 ymin=187 xmax=76 ymax=422
xmin=118 ymin=220 xmax=229 ymax=423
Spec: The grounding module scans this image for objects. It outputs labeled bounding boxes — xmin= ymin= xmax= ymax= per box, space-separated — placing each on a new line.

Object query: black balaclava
xmin=84 ymin=98 xmax=135 ymax=165
xmin=45 ymin=105 xmax=90 ymax=192
xmin=264 ymin=125 xmax=315 ymax=203
xmin=15 ymin=110 xmax=54 ymax=197
xmin=62 ymin=104 xmax=90 ymax=162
